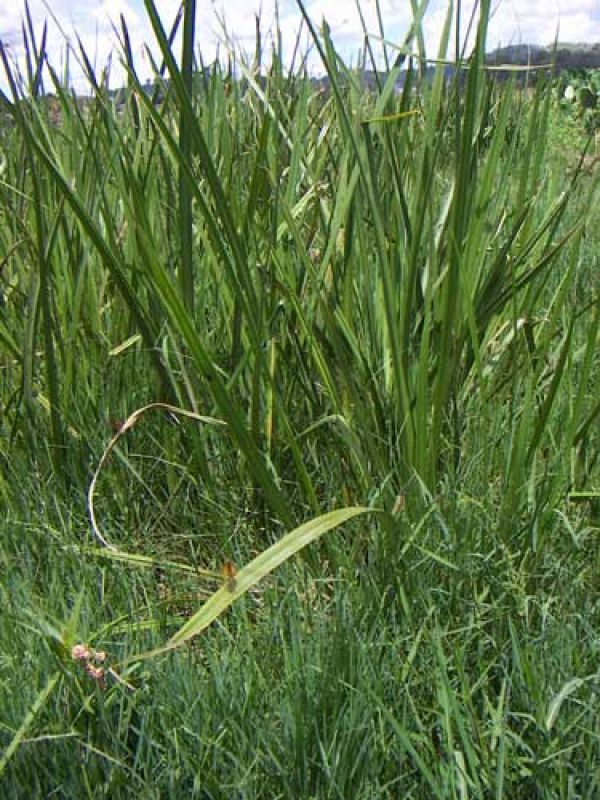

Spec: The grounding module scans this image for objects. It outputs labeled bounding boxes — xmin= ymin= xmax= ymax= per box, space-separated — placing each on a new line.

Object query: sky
xmin=1 ymin=1 xmax=600 ymax=92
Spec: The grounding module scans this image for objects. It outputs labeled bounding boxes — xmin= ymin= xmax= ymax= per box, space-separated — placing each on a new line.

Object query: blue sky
xmin=2 ymin=1 xmax=600 ymax=91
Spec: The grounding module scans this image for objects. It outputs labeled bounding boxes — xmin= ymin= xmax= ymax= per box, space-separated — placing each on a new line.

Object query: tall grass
xmin=2 ymin=0 xmax=597 ymax=515
xmin=1 ymin=0 xmax=599 ymax=795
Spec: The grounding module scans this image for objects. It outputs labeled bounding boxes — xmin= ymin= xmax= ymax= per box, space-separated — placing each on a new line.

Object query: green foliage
xmin=556 ymin=68 xmax=600 ymax=136
xmin=1 ymin=0 xmax=600 ymax=795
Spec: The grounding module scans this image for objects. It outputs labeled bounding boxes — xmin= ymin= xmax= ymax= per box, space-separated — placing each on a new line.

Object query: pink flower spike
xmin=85 ymin=664 xmax=106 ymax=685
xmin=71 ymin=644 xmax=90 ymax=662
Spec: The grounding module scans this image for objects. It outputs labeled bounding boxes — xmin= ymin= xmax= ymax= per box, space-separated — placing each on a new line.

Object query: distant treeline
xmin=316 ymin=43 xmax=600 ymax=93
xmin=486 ymin=43 xmax=600 ymax=72
xmin=2 ymin=41 xmax=599 ymax=114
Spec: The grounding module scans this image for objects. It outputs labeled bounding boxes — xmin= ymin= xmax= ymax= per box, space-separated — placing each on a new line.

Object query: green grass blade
xmin=0 ymin=672 xmax=60 ymax=779
xmin=125 ymin=506 xmax=378 ymax=662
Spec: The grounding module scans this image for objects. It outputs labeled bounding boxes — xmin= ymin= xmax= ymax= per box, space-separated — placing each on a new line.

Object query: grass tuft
xmin=1 ymin=0 xmax=599 ymax=795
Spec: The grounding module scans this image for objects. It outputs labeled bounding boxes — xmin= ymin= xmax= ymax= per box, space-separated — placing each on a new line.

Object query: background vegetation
xmin=1 ymin=0 xmax=599 ymax=796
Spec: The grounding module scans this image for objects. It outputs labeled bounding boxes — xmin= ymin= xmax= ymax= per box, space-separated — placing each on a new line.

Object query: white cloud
xmin=486 ymin=0 xmax=600 ymax=48
xmin=1 ymin=0 xmax=600 ymax=94
xmin=90 ymin=0 xmax=143 ymax=30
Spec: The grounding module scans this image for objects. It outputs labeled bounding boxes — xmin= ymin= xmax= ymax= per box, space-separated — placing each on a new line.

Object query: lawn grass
xmin=1 ymin=0 xmax=600 ymax=796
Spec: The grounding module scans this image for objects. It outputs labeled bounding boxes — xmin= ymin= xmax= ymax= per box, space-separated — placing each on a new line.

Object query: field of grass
xmin=1 ymin=0 xmax=600 ymax=796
